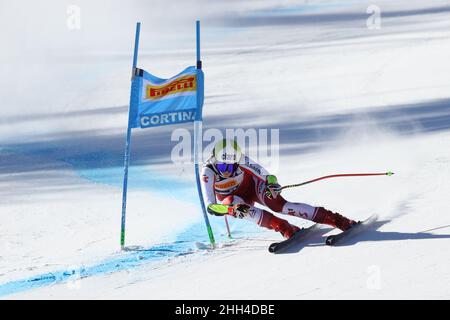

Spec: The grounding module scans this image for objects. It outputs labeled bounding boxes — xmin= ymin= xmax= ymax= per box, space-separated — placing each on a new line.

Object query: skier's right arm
xmin=201 ymin=166 xmax=238 ymax=216
xmin=200 ymin=166 xmax=220 ymax=215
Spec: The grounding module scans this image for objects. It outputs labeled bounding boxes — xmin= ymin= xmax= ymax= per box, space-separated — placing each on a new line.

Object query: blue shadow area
xmin=2 ymin=97 xmax=450 ymax=175
xmin=223 ymin=4 xmax=450 ymax=28
xmin=0 ymin=224 xmax=201 ymax=297
xmin=0 ymin=152 xmax=263 ymax=297
xmin=0 ymin=208 xmax=261 ymax=297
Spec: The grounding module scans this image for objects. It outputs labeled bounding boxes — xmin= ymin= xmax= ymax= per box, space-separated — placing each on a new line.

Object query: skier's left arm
xmin=264 ymin=174 xmax=282 ymax=199
xmin=242 ymin=156 xmax=282 ymax=199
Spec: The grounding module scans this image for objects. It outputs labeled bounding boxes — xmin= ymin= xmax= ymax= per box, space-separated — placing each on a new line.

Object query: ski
xmin=325 ymin=214 xmax=378 ymax=246
xmin=268 ymin=224 xmax=319 ymax=254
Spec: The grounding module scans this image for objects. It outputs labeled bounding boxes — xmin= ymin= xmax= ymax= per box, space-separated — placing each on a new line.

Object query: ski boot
xmin=313 ymin=207 xmax=357 ymax=231
xmin=260 ymin=212 xmax=300 ymax=239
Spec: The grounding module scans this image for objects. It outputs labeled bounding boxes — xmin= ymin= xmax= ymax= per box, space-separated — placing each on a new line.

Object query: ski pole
xmin=224 ymin=216 xmax=232 ymax=238
xmin=281 ymin=171 xmax=394 ymax=190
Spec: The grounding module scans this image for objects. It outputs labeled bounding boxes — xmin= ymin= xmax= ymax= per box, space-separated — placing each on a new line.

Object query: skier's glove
xmin=229 ymin=203 xmax=251 ymax=219
xmin=207 ymin=203 xmax=250 ymax=219
xmin=207 ymin=204 xmax=229 ymax=216
xmin=264 ymin=175 xmax=282 ymax=199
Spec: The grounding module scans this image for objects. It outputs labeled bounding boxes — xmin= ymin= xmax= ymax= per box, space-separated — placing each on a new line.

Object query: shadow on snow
xmin=277 ymin=220 xmax=450 ymax=254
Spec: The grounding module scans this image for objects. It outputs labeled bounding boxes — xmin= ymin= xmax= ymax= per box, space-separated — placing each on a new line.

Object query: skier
xmin=201 ymin=139 xmax=357 ymax=239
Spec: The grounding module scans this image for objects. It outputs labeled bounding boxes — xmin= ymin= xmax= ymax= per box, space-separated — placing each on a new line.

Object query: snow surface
xmin=1 ymin=0 xmax=450 ymax=299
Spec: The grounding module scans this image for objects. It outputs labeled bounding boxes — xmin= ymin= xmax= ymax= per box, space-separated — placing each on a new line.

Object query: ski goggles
xmin=215 ymin=163 xmax=239 ymax=174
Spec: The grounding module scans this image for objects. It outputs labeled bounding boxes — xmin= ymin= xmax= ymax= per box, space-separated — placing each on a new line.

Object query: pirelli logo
xmin=146 ymin=74 xmax=196 ymax=100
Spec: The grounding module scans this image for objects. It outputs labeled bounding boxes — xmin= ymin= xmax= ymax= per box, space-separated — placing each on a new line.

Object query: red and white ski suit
xmin=201 ymin=156 xmax=315 ymax=236
xmin=201 ymin=156 xmax=356 ymax=237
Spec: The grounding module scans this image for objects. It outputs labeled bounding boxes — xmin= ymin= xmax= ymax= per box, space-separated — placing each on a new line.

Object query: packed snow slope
xmin=1 ymin=0 xmax=450 ymax=299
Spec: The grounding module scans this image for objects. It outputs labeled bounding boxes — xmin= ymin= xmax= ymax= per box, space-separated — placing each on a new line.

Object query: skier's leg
xmin=221 ymin=195 xmax=299 ymax=239
xmin=254 ymin=180 xmax=356 ymax=231
xmin=257 ymin=210 xmax=300 ymax=239
xmin=278 ymin=200 xmax=356 ymax=231
xmin=253 ymin=179 xmax=316 ymax=220
xmin=312 ymin=207 xmax=357 ymax=231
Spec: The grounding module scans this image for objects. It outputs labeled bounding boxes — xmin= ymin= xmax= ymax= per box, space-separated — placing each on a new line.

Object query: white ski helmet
xmin=211 ymin=139 xmax=242 ymax=164
xmin=211 ymin=139 xmax=242 ymax=176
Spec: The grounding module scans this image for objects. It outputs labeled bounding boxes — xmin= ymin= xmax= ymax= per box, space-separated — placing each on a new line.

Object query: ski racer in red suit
xmin=201 ymin=139 xmax=356 ymax=239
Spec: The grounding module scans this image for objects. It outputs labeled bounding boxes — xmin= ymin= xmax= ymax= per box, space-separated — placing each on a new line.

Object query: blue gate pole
xmin=194 ymin=20 xmax=216 ymax=248
xmin=120 ymin=22 xmax=141 ymax=250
